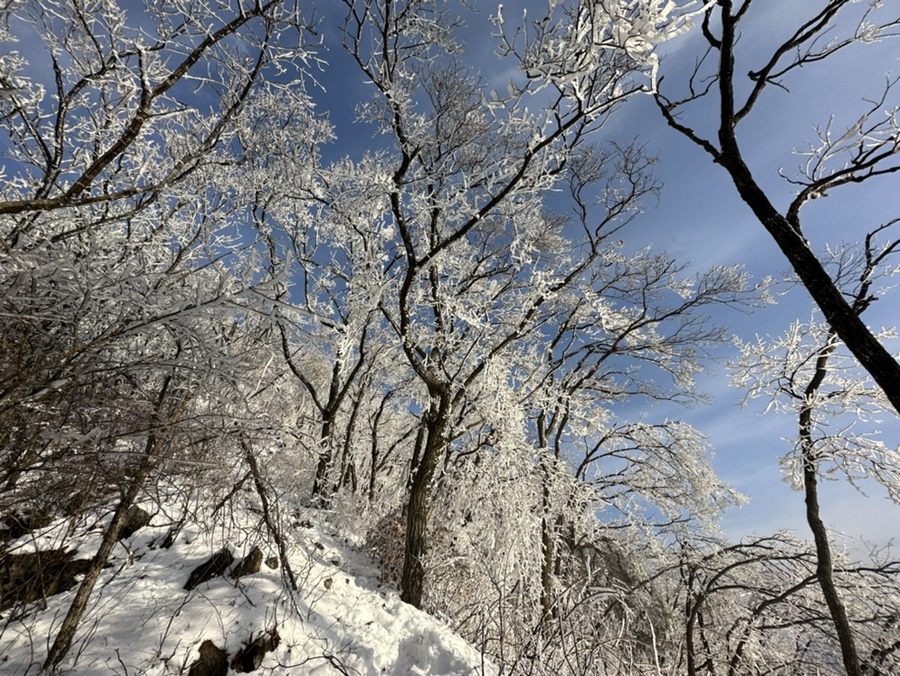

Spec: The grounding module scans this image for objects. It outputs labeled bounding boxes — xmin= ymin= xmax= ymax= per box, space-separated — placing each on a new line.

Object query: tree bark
xmin=400 ymin=391 xmax=450 ymax=608
xmin=716 ymin=151 xmax=900 ymax=418
xmin=797 ymin=334 xmax=862 ymax=676
xmin=539 ymin=504 xmax=555 ymax=625
xmin=44 ymin=461 xmax=153 ymax=669
xmin=803 ymin=459 xmax=861 ymax=676
xmin=536 ymin=414 xmax=556 ymax=628
xmin=311 ymin=413 xmax=335 ymax=507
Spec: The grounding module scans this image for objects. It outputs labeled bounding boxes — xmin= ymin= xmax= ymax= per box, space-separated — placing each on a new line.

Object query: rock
xmin=231 ymin=629 xmax=281 ymax=673
xmin=184 ymin=548 xmax=234 ymax=591
xmin=0 ymin=510 xmax=52 ymax=542
xmin=188 ymin=640 xmax=228 ymax=676
xmin=118 ymin=506 xmax=151 ymax=540
xmin=0 ymin=549 xmax=91 ymax=611
xmin=265 ymin=556 xmax=279 ymax=569
xmin=231 ymin=546 xmax=263 ymax=580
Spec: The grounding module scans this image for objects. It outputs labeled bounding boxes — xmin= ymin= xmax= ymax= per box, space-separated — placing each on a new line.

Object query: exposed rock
xmin=231 ymin=629 xmax=281 ymax=673
xmin=158 ymin=523 xmax=182 ymax=549
xmin=183 ymin=548 xmax=234 ymax=591
xmin=0 ymin=510 xmax=53 ymax=542
xmin=0 ymin=549 xmax=91 ymax=611
xmin=231 ymin=546 xmax=263 ymax=580
xmin=188 ymin=639 xmax=228 ymax=676
xmin=117 ymin=506 xmax=151 ymax=540
xmin=265 ymin=556 xmax=279 ymax=570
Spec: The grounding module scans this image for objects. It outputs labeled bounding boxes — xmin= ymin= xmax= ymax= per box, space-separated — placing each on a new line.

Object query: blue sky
xmin=616 ymin=1 xmax=900 ymax=547
xmin=7 ymin=0 xmax=896 ymax=548
xmin=306 ymin=1 xmax=900 ymax=547
xmin=297 ymin=0 xmax=900 ymax=547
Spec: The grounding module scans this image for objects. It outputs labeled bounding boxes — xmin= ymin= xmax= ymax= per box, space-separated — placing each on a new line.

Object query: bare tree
xmin=0 ymin=0 xmax=321 ymax=667
xmin=260 ymin=158 xmax=398 ymax=506
xmin=671 ymin=533 xmax=900 ymax=676
xmin=518 ymin=155 xmax=764 ymax=627
xmin=653 ymin=0 xmax=900 ymax=415
xmin=335 ymin=0 xmax=714 ymax=610
xmin=732 ymin=223 xmax=900 ymax=676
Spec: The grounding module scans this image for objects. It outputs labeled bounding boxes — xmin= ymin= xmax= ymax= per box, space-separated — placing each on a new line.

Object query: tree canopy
xmin=1 ymin=1 xmax=899 ymax=673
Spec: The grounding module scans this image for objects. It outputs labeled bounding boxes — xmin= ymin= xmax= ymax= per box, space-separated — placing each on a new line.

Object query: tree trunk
xmin=717 ymin=150 xmax=900 ymax=418
xmin=803 ymin=458 xmax=861 ymax=676
xmin=537 ymin=414 xmax=556 ymax=627
xmin=44 ymin=383 xmax=191 ymax=669
xmin=339 ymin=391 xmax=363 ymax=491
xmin=659 ymin=0 xmax=900 ymax=417
xmin=242 ymin=437 xmax=300 ymax=592
xmin=311 ymin=413 xmax=334 ymax=507
xmin=400 ymin=392 xmax=450 ymax=608
xmin=705 ymin=2 xmax=900 ymax=417
xmin=44 ymin=464 xmax=151 ymax=669
xmin=797 ymin=334 xmax=861 ymax=676
xmin=539 ymin=505 xmax=554 ymax=624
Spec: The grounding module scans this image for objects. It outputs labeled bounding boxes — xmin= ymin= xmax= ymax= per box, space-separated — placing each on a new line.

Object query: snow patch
xmin=0 ymin=498 xmax=496 ymax=675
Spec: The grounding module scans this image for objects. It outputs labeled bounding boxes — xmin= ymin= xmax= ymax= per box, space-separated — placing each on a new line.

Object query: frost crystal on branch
xmin=496 ymin=0 xmax=713 ymax=97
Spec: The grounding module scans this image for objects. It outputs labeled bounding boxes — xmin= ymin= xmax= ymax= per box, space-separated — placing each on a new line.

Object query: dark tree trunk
xmin=311 ymin=414 xmax=334 ymax=507
xmin=717 ymin=151 xmax=900 ymax=418
xmin=44 ymin=462 xmax=152 ymax=669
xmin=400 ymin=391 xmax=450 ymax=608
xmin=803 ymin=458 xmax=861 ymax=676
xmin=658 ymin=0 xmax=900 ymax=417
xmin=539 ymin=503 xmax=554 ymax=624
xmin=797 ymin=335 xmax=862 ymax=676
xmin=684 ymin=565 xmax=699 ymax=676
xmin=536 ymin=414 xmax=556 ymax=627
xmin=339 ymin=388 xmax=363 ymax=491
xmin=45 ymin=380 xmax=192 ymax=669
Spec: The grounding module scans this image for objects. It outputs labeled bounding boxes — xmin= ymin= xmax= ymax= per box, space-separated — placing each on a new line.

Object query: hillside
xmin=0 ymin=492 xmax=496 ymax=675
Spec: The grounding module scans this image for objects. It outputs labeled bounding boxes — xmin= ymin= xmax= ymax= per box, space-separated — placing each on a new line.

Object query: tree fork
xmin=656 ymin=0 xmax=900 ymax=418
xmin=716 ymin=0 xmax=900 ymax=416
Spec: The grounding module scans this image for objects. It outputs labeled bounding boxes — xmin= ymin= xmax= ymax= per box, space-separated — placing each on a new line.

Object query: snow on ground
xmin=0 ymin=492 xmax=497 ymax=675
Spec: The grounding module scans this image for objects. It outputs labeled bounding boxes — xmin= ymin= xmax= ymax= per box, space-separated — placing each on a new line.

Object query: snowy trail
xmin=0 ymin=498 xmax=496 ymax=675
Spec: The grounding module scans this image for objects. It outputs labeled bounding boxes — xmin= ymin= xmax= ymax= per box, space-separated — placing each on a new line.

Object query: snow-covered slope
xmin=0 ymin=496 xmax=496 ymax=675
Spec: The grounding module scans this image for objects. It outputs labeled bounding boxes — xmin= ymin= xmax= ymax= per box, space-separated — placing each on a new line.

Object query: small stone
xmin=184 ymin=548 xmax=234 ymax=591
xmin=118 ymin=505 xmax=151 ymax=540
xmin=188 ymin=640 xmax=228 ymax=676
xmin=231 ymin=629 xmax=280 ymax=672
xmin=231 ymin=546 xmax=263 ymax=580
